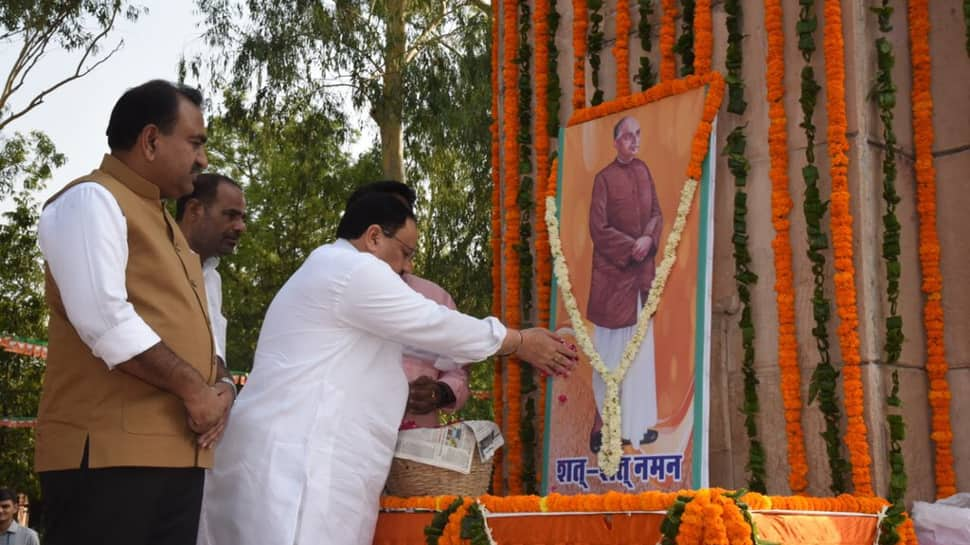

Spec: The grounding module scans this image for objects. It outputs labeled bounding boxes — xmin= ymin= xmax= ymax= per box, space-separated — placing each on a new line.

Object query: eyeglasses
xmin=382 ymin=230 xmax=417 ymax=262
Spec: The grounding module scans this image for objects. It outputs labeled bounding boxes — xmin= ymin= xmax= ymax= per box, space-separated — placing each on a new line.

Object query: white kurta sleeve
xmin=335 ymin=258 xmax=506 ymax=364
xmin=38 ymin=183 xmax=161 ymax=367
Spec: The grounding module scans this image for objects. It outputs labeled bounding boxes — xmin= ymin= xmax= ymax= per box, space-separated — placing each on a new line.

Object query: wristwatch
xmin=217 ymin=376 xmax=238 ymax=400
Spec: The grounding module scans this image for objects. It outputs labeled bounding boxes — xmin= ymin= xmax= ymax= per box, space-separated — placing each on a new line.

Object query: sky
xmin=1 ymin=1 xmax=206 ymax=207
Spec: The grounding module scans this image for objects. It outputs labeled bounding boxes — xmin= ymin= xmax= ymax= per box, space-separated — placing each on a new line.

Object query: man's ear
xmin=138 ymin=124 xmax=161 ymax=160
xmin=187 ymin=198 xmax=204 ymax=218
xmin=363 ymin=224 xmax=384 ymax=251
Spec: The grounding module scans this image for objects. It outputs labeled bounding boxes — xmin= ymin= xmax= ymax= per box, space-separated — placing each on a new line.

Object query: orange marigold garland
xmin=822 ymin=0 xmax=872 ymax=497
xmin=763 ymin=0 xmax=808 ymax=495
xmin=533 ymin=0 xmax=553 ymax=491
xmin=490 ymin=0 xmax=504 ymax=495
xmin=908 ymin=0 xmax=955 ymax=499
xmin=615 ymin=0 xmax=632 ymax=97
xmin=572 ymin=0 xmax=588 ymax=110
xmin=502 ymin=0 xmax=524 ymax=496
xmin=388 ymin=490 xmax=917 ymax=544
xmin=659 ymin=0 xmax=678 ymax=80
xmin=440 ymin=497 xmax=474 ymax=545
xmin=693 ymin=0 xmax=712 ymax=75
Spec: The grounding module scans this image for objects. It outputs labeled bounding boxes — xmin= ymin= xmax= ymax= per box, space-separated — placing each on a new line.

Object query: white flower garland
xmin=544 ymin=178 xmax=699 ymax=476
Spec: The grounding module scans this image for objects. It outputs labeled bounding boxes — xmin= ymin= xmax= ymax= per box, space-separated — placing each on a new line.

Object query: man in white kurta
xmin=198 ymin=192 xmax=575 ymax=545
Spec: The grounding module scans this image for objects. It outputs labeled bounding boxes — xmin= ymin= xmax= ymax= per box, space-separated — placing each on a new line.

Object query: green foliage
xmin=877 ymin=500 xmax=908 ymax=545
xmin=796 ymin=0 xmax=849 ymax=495
xmin=424 ymin=496 xmax=464 ymax=544
xmin=202 ymin=103 xmax=380 ymax=370
xmin=459 ymin=502 xmax=491 ymax=545
xmin=636 ymin=0 xmax=657 ymax=90
xmin=397 ymin=8 xmax=495 ymax=420
xmin=673 ymin=0 xmax=695 ymax=76
xmin=871 ymin=0 xmax=908 ymax=507
xmin=194 ymin=1 xmax=496 ymax=392
xmin=659 ymin=494 xmax=692 ymax=544
xmin=723 ymin=0 xmax=762 ymax=493
xmin=547 ymin=0 xmax=562 ymax=135
xmin=723 ymin=0 xmax=746 ymax=114
xmin=725 ymin=125 xmax=765 ymax=493
xmin=0 ymin=1 xmax=138 ymax=47
xmin=0 ymin=131 xmax=64 ymax=503
xmin=587 ymin=0 xmax=605 ymax=105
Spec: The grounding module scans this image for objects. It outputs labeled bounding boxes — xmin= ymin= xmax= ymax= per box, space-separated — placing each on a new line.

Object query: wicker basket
xmin=385 ymin=454 xmax=493 ymax=497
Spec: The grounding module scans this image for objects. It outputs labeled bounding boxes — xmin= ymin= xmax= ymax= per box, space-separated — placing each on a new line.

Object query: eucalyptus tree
xmin=0 ymin=0 xmax=142 ymax=131
xmin=193 ymin=0 xmax=489 ymax=183
xmin=0 ymin=132 xmax=63 ymax=507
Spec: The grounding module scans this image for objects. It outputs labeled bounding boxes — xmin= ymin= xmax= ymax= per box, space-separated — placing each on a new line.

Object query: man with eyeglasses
xmin=347 ymin=181 xmax=470 ymax=428
xmin=198 ymin=189 xmax=577 ymax=545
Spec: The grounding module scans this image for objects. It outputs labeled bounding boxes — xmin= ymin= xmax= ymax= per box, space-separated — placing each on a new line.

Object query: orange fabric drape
xmin=373 ymin=511 xmax=879 ymax=545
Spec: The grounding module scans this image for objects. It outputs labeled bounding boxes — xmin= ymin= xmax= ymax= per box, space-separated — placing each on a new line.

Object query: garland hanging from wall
xmin=659 ymin=0 xmax=677 ymax=80
xmin=822 ymin=0 xmax=872 ymax=497
xmin=723 ymin=0 xmax=764 ymax=495
xmin=763 ymin=0 xmax=808 ymax=495
xmin=798 ymin=0 xmax=850 ymax=495
xmin=501 ymin=0 xmax=523 ymax=496
xmin=547 ymin=0 xmax=562 ymax=136
xmin=572 ymin=0 xmax=588 ymax=110
xmin=692 ymin=0 xmax=712 ymax=75
xmin=871 ymin=0 xmax=908 ymax=507
xmin=489 ymin=0 xmax=504 ymax=496
xmin=614 ymin=0 xmax=632 ymax=98
xmin=672 ymin=0 xmax=695 ymax=76
xmin=516 ymin=0 xmax=537 ymax=496
xmin=517 ymin=0 xmax=535 ymax=327
xmin=908 ymin=0 xmax=956 ymax=500
xmin=636 ymin=0 xmax=657 ymax=89
xmin=587 ymin=0 xmax=605 ymax=105
xmin=533 ymin=0 xmax=558 ymax=491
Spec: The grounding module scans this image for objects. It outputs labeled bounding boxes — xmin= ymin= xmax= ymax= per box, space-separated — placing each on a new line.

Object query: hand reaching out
xmin=514 ymin=328 xmax=578 ymax=378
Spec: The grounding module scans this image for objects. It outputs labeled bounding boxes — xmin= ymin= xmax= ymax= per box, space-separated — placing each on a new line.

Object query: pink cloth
xmin=400 ymin=274 xmax=470 ymax=429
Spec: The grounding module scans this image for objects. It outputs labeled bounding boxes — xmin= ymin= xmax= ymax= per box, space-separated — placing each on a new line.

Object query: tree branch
xmin=0 ymin=8 xmax=123 ymax=132
xmin=0 ymin=4 xmax=123 ymax=131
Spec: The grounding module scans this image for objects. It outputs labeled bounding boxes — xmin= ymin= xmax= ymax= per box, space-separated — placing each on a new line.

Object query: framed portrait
xmin=542 ymin=77 xmax=719 ymax=494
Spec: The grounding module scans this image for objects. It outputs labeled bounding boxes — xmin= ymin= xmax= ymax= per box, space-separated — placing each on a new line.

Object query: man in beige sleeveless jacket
xmin=35 ymin=80 xmax=234 ymax=545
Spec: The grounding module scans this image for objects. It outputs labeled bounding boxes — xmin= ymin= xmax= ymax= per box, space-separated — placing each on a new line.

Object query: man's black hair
xmin=106 ymin=79 xmax=204 ymax=152
xmin=346 ymin=180 xmax=416 ymax=209
xmin=175 ymin=173 xmax=242 ymax=221
xmin=336 ymin=192 xmax=414 ymax=240
xmin=0 ymin=488 xmax=16 ymax=504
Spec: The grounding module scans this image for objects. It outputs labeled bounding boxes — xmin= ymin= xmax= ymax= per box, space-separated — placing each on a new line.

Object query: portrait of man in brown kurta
xmin=587 ymin=116 xmax=663 ymax=455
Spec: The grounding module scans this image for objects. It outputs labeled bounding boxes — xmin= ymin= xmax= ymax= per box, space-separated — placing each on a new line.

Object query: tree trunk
xmin=375 ymin=0 xmax=406 ymax=183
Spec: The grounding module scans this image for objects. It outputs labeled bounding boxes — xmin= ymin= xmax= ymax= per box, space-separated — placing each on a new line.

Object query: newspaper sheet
xmin=394 ymin=420 xmax=504 ymax=474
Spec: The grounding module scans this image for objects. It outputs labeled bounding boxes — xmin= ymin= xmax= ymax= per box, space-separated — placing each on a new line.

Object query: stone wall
xmin=520 ymin=0 xmax=970 ymax=502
